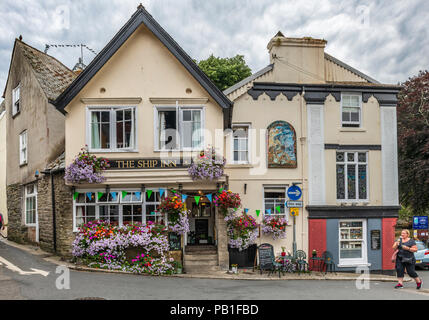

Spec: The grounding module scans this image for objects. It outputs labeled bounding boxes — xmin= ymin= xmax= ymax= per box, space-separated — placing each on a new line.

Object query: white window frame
xmin=230 ymin=123 xmax=251 ymax=164
xmin=338 ymin=219 xmax=368 ymax=267
xmin=341 ymin=93 xmax=362 ymax=127
xmin=24 ymin=183 xmax=37 ymax=226
xmin=336 ymin=151 xmax=369 ymax=203
xmin=12 ymin=84 xmax=20 ymax=116
xmin=72 ymin=189 xmax=168 ymax=232
xmin=154 ymin=106 xmax=205 ymax=151
xmin=86 ymin=106 xmax=137 ymax=153
xmin=262 ymin=185 xmax=288 ymax=222
xmin=19 ymin=130 xmax=27 ymax=165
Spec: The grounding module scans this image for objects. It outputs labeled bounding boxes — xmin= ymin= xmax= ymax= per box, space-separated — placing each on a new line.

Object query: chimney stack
xmin=267 ymin=33 xmax=327 ymax=84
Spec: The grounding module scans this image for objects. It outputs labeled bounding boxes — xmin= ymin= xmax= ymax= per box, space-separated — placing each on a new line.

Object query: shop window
xmin=88 ymin=107 xmax=136 ymax=152
xmin=25 ymin=183 xmax=37 ymax=225
xmin=336 ymin=151 xmax=368 ymax=201
xmin=341 ymin=93 xmax=361 ymax=127
xmin=339 ymin=220 xmax=367 ymax=265
xmin=156 ymin=107 xmax=203 ymax=151
xmin=145 ymin=191 xmax=165 ymax=225
xmin=263 ymin=187 xmax=287 ymax=219
xmin=75 ymin=192 xmax=96 ymax=227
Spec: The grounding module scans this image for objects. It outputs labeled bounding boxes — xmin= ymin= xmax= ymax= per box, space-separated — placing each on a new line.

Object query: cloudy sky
xmin=1 ymin=0 xmax=428 ymax=95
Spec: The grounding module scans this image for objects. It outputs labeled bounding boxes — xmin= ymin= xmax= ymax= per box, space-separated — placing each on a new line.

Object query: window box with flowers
xmin=261 ymin=215 xmax=288 ymax=240
xmin=188 ymin=147 xmax=226 ymax=181
xmin=65 ymin=146 xmax=109 ymax=184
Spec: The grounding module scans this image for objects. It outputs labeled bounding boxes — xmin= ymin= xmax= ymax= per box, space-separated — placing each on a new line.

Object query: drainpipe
xmin=41 ymin=168 xmax=63 ymax=253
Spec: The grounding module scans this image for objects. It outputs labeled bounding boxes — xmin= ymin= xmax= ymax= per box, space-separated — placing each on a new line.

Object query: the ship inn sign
xmin=107 ymin=158 xmax=193 ymax=170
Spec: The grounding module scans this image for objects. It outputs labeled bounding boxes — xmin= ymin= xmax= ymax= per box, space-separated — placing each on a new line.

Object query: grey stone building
xmin=2 ymin=38 xmax=76 ymax=256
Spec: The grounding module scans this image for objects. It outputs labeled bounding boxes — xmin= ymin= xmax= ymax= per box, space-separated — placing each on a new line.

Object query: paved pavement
xmin=1 ymin=239 xmax=429 ymax=300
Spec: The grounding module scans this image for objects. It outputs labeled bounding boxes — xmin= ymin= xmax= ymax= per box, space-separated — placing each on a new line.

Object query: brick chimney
xmin=267 ymin=32 xmax=327 ymax=84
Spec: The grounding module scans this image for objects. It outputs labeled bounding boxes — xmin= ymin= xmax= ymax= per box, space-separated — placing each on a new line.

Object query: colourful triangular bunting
xmin=194 ymin=196 xmax=201 ymax=205
xmin=97 ymin=192 xmax=104 ymax=200
xmin=206 ymin=194 xmax=212 ymax=202
xmin=159 ymin=188 xmax=165 ymax=198
xmin=73 ymin=192 xmax=79 ymax=201
xmin=146 ymin=189 xmax=153 ymax=199
xmin=122 ymin=191 xmax=128 ymax=198
xmin=256 ymin=210 xmax=261 ymax=217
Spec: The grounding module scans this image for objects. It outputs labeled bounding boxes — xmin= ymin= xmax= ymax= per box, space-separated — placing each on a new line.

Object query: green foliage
xmin=397 ymin=70 xmax=429 ymax=215
xmin=197 ymin=54 xmax=252 ymax=91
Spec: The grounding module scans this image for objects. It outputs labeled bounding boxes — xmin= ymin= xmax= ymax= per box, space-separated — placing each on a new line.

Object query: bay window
xmin=88 ymin=106 xmax=136 ymax=152
xmin=156 ymin=106 xmax=203 ymax=150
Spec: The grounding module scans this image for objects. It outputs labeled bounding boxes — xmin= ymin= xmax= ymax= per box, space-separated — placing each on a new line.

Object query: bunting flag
xmin=182 ymin=194 xmax=188 ymax=202
xmin=110 ymin=192 xmax=117 ymax=201
xmin=135 ymin=191 xmax=141 ymax=200
xmin=194 ymin=196 xmax=201 ymax=205
xmin=73 ymin=192 xmax=79 ymax=201
xmin=86 ymin=192 xmax=93 ymax=201
xmin=219 ymin=188 xmax=223 ymax=193
xmin=266 ymin=209 xmax=272 ymax=215
xmin=97 ymin=192 xmax=104 ymax=200
xmin=276 ymin=206 xmax=282 ymax=213
xmin=206 ymin=194 xmax=213 ymax=202
xmin=256 ymin=210 xmax=261 ymax=217
xmin=146 ymin=189 xmax=153 ymax=199
xmin=244 ymin=208 xmax=249 ymax=214
xmin=159 ymin=188 xmax=165 ymax=198
xmin=122 ymin=191 xmax=128 ymax=198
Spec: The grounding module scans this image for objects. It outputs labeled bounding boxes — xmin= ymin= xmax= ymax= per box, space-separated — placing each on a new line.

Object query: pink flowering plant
xmin=157 ymin=191 xmax=190 ymax=235
xmin=65 ymin=146 xmax=109 ymax=184
xmin=72 ymin=220 xmax=175 ymax=275
xmin=188 ymin=147 xmax=226 ymax=181
xmin=261 ymin=215 xmax=288 ymax=240
xmin=227 ymin=212 xmax=258 ymax=251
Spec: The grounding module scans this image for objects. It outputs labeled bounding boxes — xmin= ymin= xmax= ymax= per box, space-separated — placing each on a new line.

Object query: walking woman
xmin=392 ymin=229 xmax=423 ymax=289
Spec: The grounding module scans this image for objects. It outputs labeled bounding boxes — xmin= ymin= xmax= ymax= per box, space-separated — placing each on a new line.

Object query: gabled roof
xmin=2 ymin=39 xmax=77 ymax=101
xmin=54 ymin=5 xmax=233 ymax=114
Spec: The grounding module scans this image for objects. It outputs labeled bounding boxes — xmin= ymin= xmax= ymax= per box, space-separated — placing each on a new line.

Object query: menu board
xmin=258 ymin=243 xmax=274 ymax=271
xmin=371 ymin=230 xmax=381 ymax=250
xmin=168 ymin=232 xmax=181 ymax=251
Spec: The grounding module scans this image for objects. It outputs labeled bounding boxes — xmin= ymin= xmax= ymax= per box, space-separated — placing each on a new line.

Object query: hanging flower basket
xmin=261 ymin=215 xmax=288 ymax=240
xmin=188 ymin=147 xmax=226 ymax=180
xmin=227 ymin=212 xmax=258 ymax=251
xmin=157 ymin=192 xmax=189 ymax=235
xmin=64 ymin=146 xmax=109 ymax=184
xmin=213 ymin=190 xmax=241 ymax=218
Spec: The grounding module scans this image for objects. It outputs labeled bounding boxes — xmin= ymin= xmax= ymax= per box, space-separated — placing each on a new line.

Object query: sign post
xmin=287 ymin=185 xmax=302 ymax=257
xmin=413 ymin=216 xmax=428 ymax=245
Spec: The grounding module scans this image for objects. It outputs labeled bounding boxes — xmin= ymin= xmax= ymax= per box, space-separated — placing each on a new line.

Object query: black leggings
xmin=396 ymin=259 xmax=419 ymax=278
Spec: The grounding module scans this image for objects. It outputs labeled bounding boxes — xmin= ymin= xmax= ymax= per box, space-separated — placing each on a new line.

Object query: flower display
xmin=157 ymin=192 xmax=189 ymax=235
xmin=227 ymin=212 xmax=258 ymax=251
xmin=188 ymin=147 xmax=226 ymax=180
xmin=275 ymin=257 xmax=297 ymax=273
xmin=213 ymin=190 xmax=241 ymax=217
xmin=65 ymin=146 xmax=109 ymax=184
xmin=261 ymin=215 xmax=288 ymax=240
xmin=72 ymin=220 xmax=174 ymax=275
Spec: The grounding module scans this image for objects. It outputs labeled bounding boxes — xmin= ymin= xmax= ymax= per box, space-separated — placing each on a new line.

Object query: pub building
xmin=5 ymin=5 xmax=401 ymax=274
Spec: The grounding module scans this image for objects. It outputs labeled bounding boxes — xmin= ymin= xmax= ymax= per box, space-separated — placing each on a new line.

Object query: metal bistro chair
xmin=294 ymin=250 xmax=309 ymax=274
xmin=321 ymin=251 xmax=336 ymax=274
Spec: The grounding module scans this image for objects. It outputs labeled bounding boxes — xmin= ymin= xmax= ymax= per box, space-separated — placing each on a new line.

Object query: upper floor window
xmin=336 ymin=151 xmax=368 ymax=201
xmin=19 ymin=130 xmax=27 ymax=165
xmin=87 ymin=107 xmax=136 ymax=152
xmin=232 ymin=124 xmax=250 ymax=164
xmin=156 ymin=106 xmax=203 ymax=151
xmin=341 ymin=94 xmax=362 ymax=127
xmin=12 ymin=84 xmax=21 ymax=116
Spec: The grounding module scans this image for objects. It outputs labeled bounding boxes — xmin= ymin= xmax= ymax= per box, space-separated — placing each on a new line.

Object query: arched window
xmin=267 ymin=121 xmax=297 ymax=168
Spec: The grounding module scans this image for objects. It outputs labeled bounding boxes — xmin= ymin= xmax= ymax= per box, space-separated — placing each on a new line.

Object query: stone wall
xmin=6 ymin=183 xmax=27 ymax=244
xmin=38 ymin=175 xmax=54 ymax=252
xmin=216 ymin=209 xmax=229 ymax=270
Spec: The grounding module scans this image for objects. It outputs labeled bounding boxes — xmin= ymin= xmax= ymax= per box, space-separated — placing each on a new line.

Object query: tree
xmin=397 ymin=70 xmax=429 ymax=215
xmin=197 ymin=54 xmax=252 ymax=91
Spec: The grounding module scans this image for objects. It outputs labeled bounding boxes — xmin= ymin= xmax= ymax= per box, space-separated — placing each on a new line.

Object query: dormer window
xmin=12 ymin=84 xmax=21 ymax=116
xmin=341 ymin=93 xmax=361 ymax=127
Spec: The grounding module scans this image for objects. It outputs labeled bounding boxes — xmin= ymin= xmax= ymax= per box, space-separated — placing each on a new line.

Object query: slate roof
xmin=44 ymin=152 xmax=65 ymax=172
xmin=0 ymin=100 xmax=5 ymax=115
xmin=16 ymin=40 xmax=77 ymax=101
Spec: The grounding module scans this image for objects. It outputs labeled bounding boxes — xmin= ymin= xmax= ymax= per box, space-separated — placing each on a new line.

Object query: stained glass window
xmin=336 ymin=151 xmax=368 ymax=201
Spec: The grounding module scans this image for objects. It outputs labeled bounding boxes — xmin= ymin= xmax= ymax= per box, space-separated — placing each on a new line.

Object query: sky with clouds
xmin=1 ymin=0 xmax=428 ymax=96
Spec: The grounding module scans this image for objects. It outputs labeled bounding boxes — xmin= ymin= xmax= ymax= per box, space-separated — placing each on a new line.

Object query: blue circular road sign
xmin=287 ymin=185 xmax=302 ymax=201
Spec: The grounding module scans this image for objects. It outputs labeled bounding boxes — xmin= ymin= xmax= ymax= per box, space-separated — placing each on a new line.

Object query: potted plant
xmin=227 ymin=212 xmax=258 ymax=251
xmin=261 ymin=215 xmax=288 ymax=240
xmin=213 ymin=190 xmax=241 ymax=218
xmin=231 ymin=264 xmax=238 ymax=274
xmin=157 ymin=192 xmax=190 ymax=235
xmin=188 ymin=147 xmax=226 ymax=181
xmin=312 ymin=249 xmax=317 ymax=257
xmin=281 ymin=247 xmax=287 ymax=257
